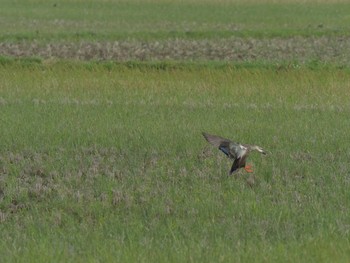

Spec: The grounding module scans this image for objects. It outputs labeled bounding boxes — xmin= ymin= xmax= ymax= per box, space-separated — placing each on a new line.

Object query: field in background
xmin=1 ymin=0 xmax=350 ymax=65
xmin=1 ymin=0 xmax=350 ymax=262
xmin=2 ymin=0 xmax=350 ymax=42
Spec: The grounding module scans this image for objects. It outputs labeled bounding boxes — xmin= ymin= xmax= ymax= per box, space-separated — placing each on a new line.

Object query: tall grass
xmin=1 ymin=63 xmax=350 ymax=262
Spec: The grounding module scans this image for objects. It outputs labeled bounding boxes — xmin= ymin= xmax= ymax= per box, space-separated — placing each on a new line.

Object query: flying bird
xmin=202 ymin=132 xmax=266 ymax=175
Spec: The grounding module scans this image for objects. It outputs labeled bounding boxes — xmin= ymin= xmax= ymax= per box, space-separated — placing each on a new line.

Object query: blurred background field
xmin=1 ymin=0 xmax=350 ymax=65
xmin=2 ymin=0 xmax=350 ymax=41
xmin=1 ymin=1 xmax=350 ymax=262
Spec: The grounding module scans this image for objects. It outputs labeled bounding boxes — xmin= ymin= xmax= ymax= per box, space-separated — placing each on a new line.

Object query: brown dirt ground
xmin=1 ymin=36 xmax=350 ymax=64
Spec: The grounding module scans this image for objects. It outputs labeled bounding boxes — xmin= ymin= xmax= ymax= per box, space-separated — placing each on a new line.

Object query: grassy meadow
xmin=2 ymin=0 xmax=350 ymax=42
xmin=1 ymin=0 xmax=350 ymax=262
xmin=1 ymin=64 xmax=350 ymax=262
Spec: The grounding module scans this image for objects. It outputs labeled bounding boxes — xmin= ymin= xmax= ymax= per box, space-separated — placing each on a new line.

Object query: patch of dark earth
xmin=1 ymin=36 xmax=350 ymax=64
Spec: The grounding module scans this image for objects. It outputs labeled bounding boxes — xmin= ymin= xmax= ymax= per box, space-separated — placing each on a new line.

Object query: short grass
xmin=1 ymin=0 xmax=350 ymax=42
xmin=1 ymin=0 xmax=350 ymax=261
xmin=1 ymin=63 xmax=350 ymax=262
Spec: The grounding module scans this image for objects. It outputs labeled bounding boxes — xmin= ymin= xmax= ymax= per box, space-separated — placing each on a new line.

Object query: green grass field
xmin=1 ymin=0 xmax=350 ymax=262
xmin=2 ymin=0 xmax=350 ymax=42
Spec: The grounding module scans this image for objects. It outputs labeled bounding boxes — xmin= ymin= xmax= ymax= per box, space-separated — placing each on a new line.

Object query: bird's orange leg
xmin=244 ymin=164 xmax=253 ymax=173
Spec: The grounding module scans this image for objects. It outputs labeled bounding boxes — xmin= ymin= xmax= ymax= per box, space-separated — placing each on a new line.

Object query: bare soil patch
xmin=1 ymin=36 xmax=350 ymax=64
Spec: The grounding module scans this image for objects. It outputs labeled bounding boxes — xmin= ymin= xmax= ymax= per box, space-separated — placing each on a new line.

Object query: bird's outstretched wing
xmin=202 ymin=132 xmax=242 ymax=160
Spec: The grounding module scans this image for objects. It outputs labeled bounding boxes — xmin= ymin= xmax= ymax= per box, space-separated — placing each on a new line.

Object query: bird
xmin=202 ymin=132 xmax=266 ymax=175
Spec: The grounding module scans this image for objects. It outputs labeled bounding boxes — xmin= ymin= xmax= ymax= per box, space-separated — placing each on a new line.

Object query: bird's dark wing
xmin=229 ymin=158 xmax=241 ymax=174
xmin=218 ymin=141 xmax=239 ymax=159
xmin=219 ymin=144 xmax=230 ymax=157
xmin=202 ymin=132 xmax=231 ymax=147
xmin=202 ymin=132 xmax=241 ymax=159
xmin=229 ymin=155 xmax=247 ymax=174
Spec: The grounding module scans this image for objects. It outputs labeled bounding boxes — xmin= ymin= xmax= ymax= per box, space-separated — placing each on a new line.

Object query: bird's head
xmin=252 ymin=145 xmax=267 ymax=155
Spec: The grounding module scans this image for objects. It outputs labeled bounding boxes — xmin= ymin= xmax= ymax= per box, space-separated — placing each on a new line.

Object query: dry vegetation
xmin=1 ymin=36 xmax=350 ymax=64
